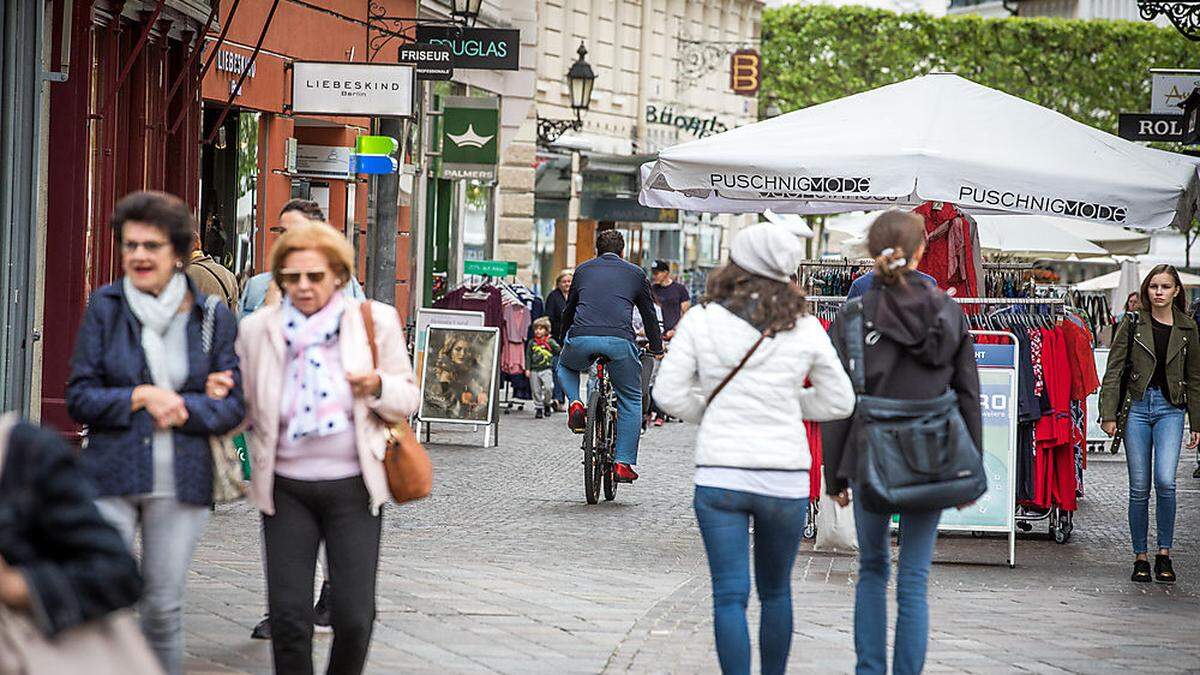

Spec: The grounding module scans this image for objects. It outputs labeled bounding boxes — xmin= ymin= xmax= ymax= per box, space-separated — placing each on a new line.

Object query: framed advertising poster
xmin=414 ymin=308 xmax=485 ymax=381
xmin=419 ymin=325 xmax=500 ymax=426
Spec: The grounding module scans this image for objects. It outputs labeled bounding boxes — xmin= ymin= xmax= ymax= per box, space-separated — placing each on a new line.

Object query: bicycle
xmin=582 ymin=356 xmax=619 ymax=504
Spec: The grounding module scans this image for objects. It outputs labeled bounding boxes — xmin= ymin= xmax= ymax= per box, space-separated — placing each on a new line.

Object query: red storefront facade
xmin=38 ymin=0 xmax=417 ymax=433
xmin=41 ymin=0 xmax=207 ymax=432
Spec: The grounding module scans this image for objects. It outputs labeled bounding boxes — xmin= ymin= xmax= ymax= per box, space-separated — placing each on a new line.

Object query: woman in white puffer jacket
xmin=654 ymin=223 xmax=855 ymax=675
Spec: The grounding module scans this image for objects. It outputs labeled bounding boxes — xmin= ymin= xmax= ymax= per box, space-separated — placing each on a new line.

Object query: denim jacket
xmin=66 ymin=277 xmax=245 ymax=506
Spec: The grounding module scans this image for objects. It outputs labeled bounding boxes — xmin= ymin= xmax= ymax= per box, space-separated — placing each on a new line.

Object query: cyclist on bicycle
xmin=558 ymin=229 xmax=664 ymax=483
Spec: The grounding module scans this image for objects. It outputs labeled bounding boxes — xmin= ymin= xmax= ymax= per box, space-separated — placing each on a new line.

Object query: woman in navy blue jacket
xmin=66 ymin=191 xmax=244 ymax=675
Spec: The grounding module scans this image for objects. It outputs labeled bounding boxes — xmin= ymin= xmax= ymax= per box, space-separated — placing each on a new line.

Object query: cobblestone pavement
xmin=183 ymin=412 xmax=1200 ymax=674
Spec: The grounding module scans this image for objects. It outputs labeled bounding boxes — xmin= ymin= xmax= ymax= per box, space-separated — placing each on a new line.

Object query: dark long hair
xmin=705 ymin=263 xmax=808 ymax=335
xmin=1139 ymin=264 xmax=1188 ymax=313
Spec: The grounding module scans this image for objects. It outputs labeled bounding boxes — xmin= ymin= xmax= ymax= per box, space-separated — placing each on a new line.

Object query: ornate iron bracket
xmin=1139 ymin=1 xmax=1200 ymax=41
xmin=366 ymin=2 xmax=462 ymax=62
xmin=674 ymin=35 xmax=759 ymax=91
xmin=536 ymin=115 xmax=582 ymax=147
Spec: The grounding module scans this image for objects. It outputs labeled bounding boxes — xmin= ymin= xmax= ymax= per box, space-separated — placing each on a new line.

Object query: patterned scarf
xmin=280 ymin=293 xmax=350 ymax=442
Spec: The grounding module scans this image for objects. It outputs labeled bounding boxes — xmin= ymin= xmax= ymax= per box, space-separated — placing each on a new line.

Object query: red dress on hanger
xmin=914 ymin=202 xmax=983 ymax=298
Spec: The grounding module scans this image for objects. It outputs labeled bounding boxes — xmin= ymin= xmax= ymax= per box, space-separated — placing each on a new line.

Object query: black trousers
xmin=263 ymin=475 xmax=381 ymax=675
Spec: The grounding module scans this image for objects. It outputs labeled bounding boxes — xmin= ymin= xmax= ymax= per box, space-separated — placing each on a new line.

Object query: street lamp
xmin=537 ymin=43 xmax=597 ymax=146
xmin=450 ymin=0 xmax=483 ymax=26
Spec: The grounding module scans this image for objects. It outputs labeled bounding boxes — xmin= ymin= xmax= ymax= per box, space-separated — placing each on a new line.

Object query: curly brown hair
xmin=705 ymin=262 xmax=808 ymax=335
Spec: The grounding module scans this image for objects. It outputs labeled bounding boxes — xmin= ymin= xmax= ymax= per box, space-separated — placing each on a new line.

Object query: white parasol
xmin=640 ymin=74 xmax=1200 ymax=231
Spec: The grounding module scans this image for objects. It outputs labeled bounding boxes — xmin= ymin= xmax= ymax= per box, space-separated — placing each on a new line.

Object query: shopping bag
xmin=813 ymin=480 xmax=858 ymax=553
xmin=234 ymin=433 xmax=250 ymax=480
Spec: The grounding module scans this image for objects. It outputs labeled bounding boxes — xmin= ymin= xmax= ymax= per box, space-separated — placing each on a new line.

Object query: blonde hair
xmin=532 ymin=316 xmax=552 ymax=332
xmin=867 ymin=211 xmax=926 ymax=285
xmin=269 ymin=221 xmax=356 ymax=289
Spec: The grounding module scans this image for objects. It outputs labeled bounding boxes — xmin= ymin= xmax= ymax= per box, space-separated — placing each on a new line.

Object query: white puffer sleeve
xmin=797 ymin=317 xmax=856 ymax=422
xmin=652 ymin=309 xmax=707 ymax=423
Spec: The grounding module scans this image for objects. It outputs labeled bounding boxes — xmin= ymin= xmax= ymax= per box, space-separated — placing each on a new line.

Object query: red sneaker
xmin=568 ymin=401 xmax=587 ymax=434
xmin=614 ymin=463 xmax=639 ymax=483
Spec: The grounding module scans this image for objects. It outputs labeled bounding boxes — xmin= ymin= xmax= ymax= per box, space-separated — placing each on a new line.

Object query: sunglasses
xmin=278 ymin=269 xmax=328 ymax=285
xmin=122 ymin=240 xmax=168 ymax=253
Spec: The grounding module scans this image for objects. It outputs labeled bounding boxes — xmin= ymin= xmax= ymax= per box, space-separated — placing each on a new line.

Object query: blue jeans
xmin=693 ymin=486 xmax=808 ymax=675
xmin=852 ymin=492 xmax=941 ymax=675
xmin=557 ymin=335 xmax=643 ymax=465
xmin=1123 ymin=387 xmax=1185 ymax=554
xmin=551 ymin=354 xmax=566 ymax=402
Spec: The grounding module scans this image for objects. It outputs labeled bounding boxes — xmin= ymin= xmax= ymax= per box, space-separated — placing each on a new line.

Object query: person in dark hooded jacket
xmin=821 ymin=210 xmax=982 ymax=675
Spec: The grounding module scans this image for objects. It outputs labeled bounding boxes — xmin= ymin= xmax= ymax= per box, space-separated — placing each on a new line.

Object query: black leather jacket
xmin=0 ymin=421 xmax=141 ymax=636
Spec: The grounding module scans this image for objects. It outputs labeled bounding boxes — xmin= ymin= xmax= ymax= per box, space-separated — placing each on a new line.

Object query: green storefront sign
xmin=464 ymin=259 xmax=517 ymax=277
xmin=439 ymin=96 xmax=499 ymax=181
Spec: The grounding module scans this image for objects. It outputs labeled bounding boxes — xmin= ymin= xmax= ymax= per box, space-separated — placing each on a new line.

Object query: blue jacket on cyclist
xmin=557 ymin=230 xmax=662 ymax=481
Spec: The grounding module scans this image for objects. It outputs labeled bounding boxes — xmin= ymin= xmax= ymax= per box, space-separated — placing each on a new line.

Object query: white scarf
xmin=280 ymin=294 xmax=350 ymax=443
xmin=123 ymin=273 xmax=188 ymax=389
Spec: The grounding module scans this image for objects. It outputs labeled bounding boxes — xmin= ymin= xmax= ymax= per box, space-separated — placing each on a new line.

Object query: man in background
xmin=238 ymin=199 xmax=365 ymax=318
xmin=651 ymin=260 xmax=690 ymax=340
xmin=186 ymin=229 xmax=239 ymax=309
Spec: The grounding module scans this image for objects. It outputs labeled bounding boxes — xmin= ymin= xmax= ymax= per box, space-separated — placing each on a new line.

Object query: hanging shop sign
xmin=439 ymin=96 xmax=500 ymax=181
xmin=645 ymin=104 xmax=730 ymax=139
xmin=1151 ymin=70 xmax=1200 ymax=115
xmin=581 ymin=196 xmax=678 ymax=224
xmin=354 ymin=135 xmax=400 ymax=175
xmin=415 ymin=26 xmax=520 ymax=71
xmin=295 ymin=144 xmax=354 ymax=179
xmin=291 ymin=61 xmax=415 ymax=117
xmin=1118 ymin=113 xmax=1187 ymax=143
xmin=730 ymin=49 xmax=761 ymax=96
xmin=398 ymin=43 xmax=454 ymax=81
xmin=463 ymin=259 xmax=517 ymax=277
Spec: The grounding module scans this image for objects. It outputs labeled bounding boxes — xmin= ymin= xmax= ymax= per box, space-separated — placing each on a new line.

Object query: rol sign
xmin=1118 ymin=113 xmax=1186 ymax=143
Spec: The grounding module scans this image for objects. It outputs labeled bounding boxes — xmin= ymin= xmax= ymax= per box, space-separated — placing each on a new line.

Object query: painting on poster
xmin=419 ymin=326 xmax=500 ymax=425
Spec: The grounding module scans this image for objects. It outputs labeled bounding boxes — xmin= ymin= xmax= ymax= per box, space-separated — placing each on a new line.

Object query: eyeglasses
xmin=278 ymin=269 xmax=328 ymax=285
xmin=122 ymin=240 xmax=168 ymax=253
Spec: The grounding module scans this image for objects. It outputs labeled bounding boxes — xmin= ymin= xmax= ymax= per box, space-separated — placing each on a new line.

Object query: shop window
xmin=234 ymin=112 xmax=260 ymax=277
xmin=462 ymin=181 xmax=493 ymax=263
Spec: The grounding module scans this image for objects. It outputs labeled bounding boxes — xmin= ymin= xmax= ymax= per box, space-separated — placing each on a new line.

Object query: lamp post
xmin=450 ymin=0 xmax=483 ymax=26
xmin=537 ymin=43 xmax=597 ymax=146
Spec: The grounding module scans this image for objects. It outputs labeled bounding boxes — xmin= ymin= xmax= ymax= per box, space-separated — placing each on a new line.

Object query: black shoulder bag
xmin=1109 ymin=312 xmax=1139 ymax=455
xmin=843 ymin=299 xmax=987 ymax=514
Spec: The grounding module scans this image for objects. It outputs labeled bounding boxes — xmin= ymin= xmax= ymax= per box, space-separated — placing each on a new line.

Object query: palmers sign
xmin=291 ymin=62 xmax=415 ymax=117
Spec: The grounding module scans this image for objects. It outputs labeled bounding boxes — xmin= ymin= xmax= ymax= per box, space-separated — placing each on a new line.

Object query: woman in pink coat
xmin=236 ymin=221 xmax=419 ymax=675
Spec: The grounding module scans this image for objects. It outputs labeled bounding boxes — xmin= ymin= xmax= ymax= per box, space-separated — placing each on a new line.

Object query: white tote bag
xmin=813 ymin=478 xmax=859 ymax=553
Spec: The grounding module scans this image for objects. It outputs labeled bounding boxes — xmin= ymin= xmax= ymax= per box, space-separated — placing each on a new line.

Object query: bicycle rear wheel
xmin=602 ymin=392 xmax=618 ymax=501
xmin=582 ymin=388 xmax=604 ymax=504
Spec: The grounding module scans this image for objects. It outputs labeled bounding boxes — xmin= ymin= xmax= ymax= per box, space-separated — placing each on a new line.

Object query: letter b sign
xmin=730 ymin=49 xmax=760 ymax=96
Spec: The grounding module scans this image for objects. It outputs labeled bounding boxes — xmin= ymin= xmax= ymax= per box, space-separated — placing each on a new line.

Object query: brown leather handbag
xmin=360 ymin=302 xmax=433 ymax=503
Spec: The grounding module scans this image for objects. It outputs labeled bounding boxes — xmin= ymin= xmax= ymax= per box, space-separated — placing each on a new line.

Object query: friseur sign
xmin=415 ymin=26 xmax=520 ymax=71
xmin=398 ymin=43 xmax=454 ymax=81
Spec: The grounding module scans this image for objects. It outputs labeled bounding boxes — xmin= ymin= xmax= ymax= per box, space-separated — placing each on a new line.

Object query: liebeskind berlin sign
xmin=291 ymin=62 xmax=415 ymax=117
xmin=955 ymin=186 xmax=1127 ymax=223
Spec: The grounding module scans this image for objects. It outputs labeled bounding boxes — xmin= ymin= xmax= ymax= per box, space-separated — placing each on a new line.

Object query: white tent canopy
xmin=1041 ymin=218 xmax=1151 ymax=256
xmin=821 ymin=211 xmax=1107 ymax=260
xmin=973 ymin=215 xmax=1107 ymax=259
xmin=1074 ymin=262 xmax=1200 ymax=292
xmin=640 ymin=73 xmax=1200 ymax=231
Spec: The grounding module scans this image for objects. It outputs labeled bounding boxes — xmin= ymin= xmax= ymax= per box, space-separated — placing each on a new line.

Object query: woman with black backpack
xmin=822 ymin=210 xmax=983 ymax=675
